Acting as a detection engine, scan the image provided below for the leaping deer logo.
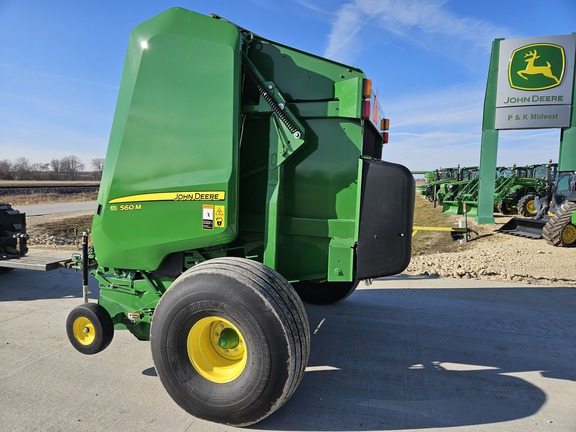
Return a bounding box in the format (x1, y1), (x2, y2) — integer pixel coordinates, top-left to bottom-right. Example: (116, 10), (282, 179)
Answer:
(517, 49), (560, 84)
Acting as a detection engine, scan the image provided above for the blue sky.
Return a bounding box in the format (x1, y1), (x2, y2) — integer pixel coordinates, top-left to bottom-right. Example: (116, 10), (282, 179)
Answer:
(1, 0), (574, 171)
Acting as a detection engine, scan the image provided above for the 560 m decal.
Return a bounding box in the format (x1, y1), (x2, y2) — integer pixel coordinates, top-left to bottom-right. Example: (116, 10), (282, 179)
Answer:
(110, 204), (142, 211)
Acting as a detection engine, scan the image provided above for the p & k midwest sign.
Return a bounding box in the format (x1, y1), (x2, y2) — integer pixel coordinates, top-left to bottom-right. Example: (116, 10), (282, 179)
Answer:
(495, 34), (575, 130)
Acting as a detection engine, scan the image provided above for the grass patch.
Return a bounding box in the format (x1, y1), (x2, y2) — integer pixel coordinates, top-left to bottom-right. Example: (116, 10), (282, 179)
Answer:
(35, 215), (93, 235)
(412, 194), (465, 255)
(4, 192), (97, 206)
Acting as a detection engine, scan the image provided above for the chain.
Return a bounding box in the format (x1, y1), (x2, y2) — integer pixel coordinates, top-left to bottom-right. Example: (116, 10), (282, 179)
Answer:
(241, 164), (269, 179)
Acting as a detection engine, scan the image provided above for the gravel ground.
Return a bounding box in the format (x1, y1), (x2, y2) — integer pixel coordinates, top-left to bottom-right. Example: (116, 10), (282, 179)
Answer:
(406, 217), (576, 286)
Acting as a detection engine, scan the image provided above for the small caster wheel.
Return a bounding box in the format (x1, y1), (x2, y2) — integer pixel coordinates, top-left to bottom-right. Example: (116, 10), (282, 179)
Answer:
(66, 303), (114, 355)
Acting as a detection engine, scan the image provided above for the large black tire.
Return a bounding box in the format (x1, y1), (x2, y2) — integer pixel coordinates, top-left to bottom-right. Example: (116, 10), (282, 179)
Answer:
(292, 280), (359, 304)
(150, 257), (310, 427)
(517, 194), (538, 217)
(0, 202), (26, 255)
(497, 200), (515, 215)
(542, 201), (576, 247)
(66, 303), (114, 355)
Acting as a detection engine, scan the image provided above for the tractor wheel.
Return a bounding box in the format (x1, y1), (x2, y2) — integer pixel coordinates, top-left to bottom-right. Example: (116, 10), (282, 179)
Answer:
(66, 303), (114, 355)
(292, 280), (359, 304)
(517, 194), (538, 217)
(0, 202), (27, 256)
(150, 257), (310, 427)
(542, 201), (576, 247)
(497, 200), (515, 215)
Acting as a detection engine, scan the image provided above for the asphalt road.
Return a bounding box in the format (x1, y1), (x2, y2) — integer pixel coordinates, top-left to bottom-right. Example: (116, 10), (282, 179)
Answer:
(1, 269), (575, 432)
(17, 201), (98, 216)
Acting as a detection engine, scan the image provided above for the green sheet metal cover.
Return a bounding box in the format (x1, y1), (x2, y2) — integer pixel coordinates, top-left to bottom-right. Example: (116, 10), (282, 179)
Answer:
(92, 8), (241, 271)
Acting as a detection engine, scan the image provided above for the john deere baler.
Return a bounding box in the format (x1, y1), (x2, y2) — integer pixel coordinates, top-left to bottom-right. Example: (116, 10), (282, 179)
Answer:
(66, 8), (414, 427)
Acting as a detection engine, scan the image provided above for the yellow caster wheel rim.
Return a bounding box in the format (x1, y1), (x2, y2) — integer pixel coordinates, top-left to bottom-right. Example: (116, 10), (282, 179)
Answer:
(72, 317), (96, 346)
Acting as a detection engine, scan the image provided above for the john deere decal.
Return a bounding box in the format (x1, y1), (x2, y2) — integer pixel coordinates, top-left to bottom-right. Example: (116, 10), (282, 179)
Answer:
(508, 43), (565, 91)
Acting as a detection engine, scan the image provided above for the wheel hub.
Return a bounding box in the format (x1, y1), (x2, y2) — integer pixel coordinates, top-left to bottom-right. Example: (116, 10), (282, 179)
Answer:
(187, 317), (247, 383)
(218, 328), (239, 350)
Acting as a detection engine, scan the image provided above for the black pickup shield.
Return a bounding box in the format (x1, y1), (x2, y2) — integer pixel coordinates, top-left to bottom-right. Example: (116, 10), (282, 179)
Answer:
(356, 158), (414, 280)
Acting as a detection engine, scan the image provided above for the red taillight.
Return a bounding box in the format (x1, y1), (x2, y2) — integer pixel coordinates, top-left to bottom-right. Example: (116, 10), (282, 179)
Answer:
(382, 132), (389, 144)
(362, 100), (371, 119)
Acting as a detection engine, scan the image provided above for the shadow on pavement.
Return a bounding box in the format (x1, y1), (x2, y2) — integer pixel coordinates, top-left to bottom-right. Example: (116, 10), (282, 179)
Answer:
(257, 283), (576, 431)
(0, 267), (99, 301)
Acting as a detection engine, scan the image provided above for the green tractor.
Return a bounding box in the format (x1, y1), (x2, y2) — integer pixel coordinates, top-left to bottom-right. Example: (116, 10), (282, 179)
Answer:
(493, 165), (549, 215)
(443, 165), (549, 217)
(64, 8), (414, 427)
(420, 167), (458, 204)
(442, 166), (510, 216)
(499, 169), (575, 244)
(440, 166), (479, 208)
(515, 164), (553, 216)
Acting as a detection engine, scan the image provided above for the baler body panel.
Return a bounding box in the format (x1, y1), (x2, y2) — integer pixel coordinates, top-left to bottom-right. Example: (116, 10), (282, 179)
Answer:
(92, 9), (240, 270)
(91, 7), (412, 282)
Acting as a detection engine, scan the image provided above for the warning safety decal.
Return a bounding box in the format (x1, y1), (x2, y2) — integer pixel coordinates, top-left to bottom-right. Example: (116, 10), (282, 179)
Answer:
(215, 205), (225, 228)
(202, 205), (226, 230)
(203, 205), (214, 230)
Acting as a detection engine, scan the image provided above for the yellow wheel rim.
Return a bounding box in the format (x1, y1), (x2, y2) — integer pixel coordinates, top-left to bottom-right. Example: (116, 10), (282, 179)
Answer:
(561, 224), (576, 246)
(72, 317), (96, 346)
(187, 317), (247, 383)
(526, 200), (536, 215)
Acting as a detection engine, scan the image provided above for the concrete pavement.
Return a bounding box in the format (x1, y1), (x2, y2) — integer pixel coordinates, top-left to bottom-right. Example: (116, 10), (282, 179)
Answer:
(1, 269), (575, 431)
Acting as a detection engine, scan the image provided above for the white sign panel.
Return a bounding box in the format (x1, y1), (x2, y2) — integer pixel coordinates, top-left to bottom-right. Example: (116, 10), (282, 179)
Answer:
(495, 34), (575, 130)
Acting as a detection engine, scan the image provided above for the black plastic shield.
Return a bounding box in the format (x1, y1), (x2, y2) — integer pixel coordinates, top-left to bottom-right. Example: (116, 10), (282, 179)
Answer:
(356, 157), (414, 280)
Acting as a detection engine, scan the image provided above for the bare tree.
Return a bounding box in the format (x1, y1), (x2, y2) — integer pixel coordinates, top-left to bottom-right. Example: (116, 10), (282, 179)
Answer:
(0, 159), (12, 180)
(59, 155), (85, 180)
(50, 158), (62, 179)
(30, 163), (50, 180)
(91, 158), (105, 180)
(12, 157), (32, 180)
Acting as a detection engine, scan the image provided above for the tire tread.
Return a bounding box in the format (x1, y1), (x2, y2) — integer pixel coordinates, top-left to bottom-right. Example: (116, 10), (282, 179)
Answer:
(543, 201), (576, 247)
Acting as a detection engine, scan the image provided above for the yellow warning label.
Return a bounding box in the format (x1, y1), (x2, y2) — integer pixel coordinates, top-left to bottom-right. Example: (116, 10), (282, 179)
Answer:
(214, 205), (225, 229)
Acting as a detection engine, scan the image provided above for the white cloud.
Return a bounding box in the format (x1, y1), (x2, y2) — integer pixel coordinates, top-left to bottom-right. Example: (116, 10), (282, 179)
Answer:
(378, 83), (562, 170)
(383, 119), (562, 171)
(324, 3), (364, 62)
(384, 85), (485, 128)
(324, 0), (514, 66)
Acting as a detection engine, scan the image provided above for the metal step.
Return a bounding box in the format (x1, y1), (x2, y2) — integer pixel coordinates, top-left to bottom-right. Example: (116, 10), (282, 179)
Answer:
(0, 252), (71, 271)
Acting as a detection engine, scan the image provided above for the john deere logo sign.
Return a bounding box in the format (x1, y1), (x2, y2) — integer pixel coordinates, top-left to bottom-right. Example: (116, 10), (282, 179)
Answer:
(494, 35), (575, 130)
(508, 43), (565, 91)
